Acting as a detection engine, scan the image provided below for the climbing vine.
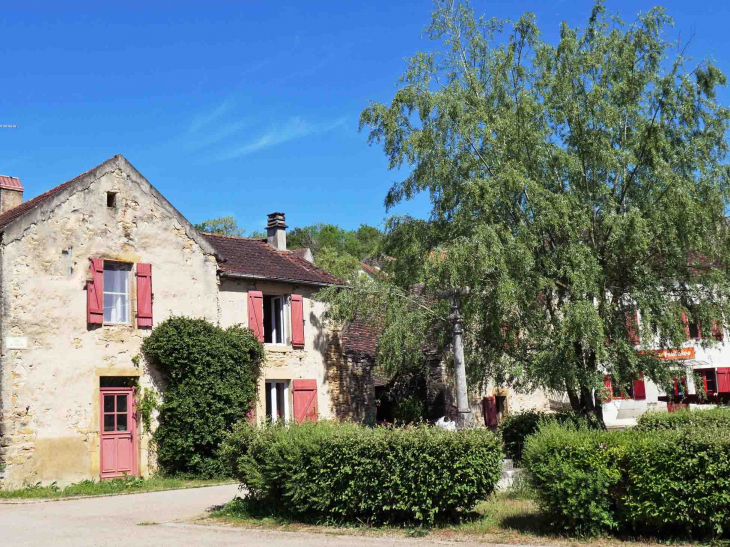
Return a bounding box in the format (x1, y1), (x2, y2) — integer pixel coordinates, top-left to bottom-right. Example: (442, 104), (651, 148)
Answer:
(141, 316), (264, 478)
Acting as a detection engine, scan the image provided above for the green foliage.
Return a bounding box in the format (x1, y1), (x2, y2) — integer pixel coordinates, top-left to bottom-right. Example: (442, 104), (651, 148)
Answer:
(287, 223), (383, 279)
(142, 316), (264, 477)
(326, 0), (730, 424)
(222, 420), (503, 524)
(523, 421), (730, 538)
(393, 395), (425, 424)
(498, 410), (587, 462)
(634, 407), (730, 432)
(194, 216), (245, 237)
(136, 388), (159, 435)
(0, 476), (227, 499)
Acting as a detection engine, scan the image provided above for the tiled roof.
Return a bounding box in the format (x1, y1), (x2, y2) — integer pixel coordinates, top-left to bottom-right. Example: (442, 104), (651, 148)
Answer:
(0, 175), (23, 191)
(360, 262), (381, 276)
(202, 233), (340, 285)
(342, 316), (378, 357)
(0, 164), (101, 230)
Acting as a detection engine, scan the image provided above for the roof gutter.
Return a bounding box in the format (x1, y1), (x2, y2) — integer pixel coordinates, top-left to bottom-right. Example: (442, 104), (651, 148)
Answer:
(218, 271), (334, 288)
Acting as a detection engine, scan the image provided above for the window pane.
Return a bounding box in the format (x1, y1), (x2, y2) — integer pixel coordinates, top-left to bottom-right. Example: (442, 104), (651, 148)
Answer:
(104, 293), (128, 323)
(265, 383), (272, 418)
(117, 395), (128, 412)
(274, 299), (283, 344)
(104, 395), (115, 413)
(104, 414), (115, 432)
(104, 268), (127, 294)
(263, 296), (273, 344)
(276, 382), (286, 419)
(117, 413), (127, 432)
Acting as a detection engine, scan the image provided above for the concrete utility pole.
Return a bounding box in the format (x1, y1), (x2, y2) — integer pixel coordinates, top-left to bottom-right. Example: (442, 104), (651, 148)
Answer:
(449, 291), (475, 428)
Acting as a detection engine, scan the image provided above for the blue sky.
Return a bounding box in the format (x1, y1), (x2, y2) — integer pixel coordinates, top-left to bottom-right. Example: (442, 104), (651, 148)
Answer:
(1, 1), (728, 234)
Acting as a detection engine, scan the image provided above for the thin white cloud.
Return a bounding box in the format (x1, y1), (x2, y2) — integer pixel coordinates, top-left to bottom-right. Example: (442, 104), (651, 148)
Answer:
(185, 119), (251, 152)
(189, 100), (232, 134)
(214, 116), (347, 161)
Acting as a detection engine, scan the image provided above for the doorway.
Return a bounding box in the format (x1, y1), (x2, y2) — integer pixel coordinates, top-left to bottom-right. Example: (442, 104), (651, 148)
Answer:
(99, 387), (138, 479)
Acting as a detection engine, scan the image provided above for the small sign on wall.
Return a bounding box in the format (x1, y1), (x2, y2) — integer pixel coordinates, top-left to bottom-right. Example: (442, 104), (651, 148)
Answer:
(6, 336), (28, 349)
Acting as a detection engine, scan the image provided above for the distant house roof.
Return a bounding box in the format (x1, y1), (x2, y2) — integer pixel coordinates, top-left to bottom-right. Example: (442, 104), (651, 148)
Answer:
(0, 175), (23, 192)
(203, 233), (340, 286)
(342, 316), (378, 358)
(360, 262), (381, 277)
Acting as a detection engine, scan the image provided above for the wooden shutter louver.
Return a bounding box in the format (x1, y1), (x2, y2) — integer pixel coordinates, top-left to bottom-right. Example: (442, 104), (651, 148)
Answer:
(291, 294), (305, 348)
(136, 263), (153, 327)
(248, 291), (264, 342)
(717, 368), (730, 393)
(633, 374), (647, 400)
(87, 258), (104, 324)
(292, 379), (318, 423)
(482, 396), (498, 428)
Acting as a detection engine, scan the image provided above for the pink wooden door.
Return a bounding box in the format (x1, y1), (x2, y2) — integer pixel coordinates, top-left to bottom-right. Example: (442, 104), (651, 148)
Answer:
(100, 387), (138, 479)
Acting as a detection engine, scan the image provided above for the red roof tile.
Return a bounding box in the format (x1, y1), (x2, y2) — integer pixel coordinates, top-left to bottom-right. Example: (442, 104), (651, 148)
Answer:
(342, 316), (378, 357)
(0, 176), (23, 192)
(203, 233), (340, 285)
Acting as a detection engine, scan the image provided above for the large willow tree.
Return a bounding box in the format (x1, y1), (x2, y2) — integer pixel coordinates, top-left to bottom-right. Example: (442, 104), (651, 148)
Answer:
(319, 0), (730, 425)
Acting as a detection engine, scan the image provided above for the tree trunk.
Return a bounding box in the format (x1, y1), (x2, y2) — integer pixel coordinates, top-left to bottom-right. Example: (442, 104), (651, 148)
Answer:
(450, 292), (474, 429)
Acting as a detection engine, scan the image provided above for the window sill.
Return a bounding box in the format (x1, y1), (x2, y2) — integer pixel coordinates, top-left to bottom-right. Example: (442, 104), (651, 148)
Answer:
(265, 345), (293, 353)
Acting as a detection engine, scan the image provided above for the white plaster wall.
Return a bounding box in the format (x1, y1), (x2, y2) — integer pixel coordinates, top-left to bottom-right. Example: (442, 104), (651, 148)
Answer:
(0, 158), (219, 488)
(218, 278), (335, 422)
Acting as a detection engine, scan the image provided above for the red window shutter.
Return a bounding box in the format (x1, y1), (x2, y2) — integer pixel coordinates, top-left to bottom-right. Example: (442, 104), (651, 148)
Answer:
(717, 368), (730, 393)
(603, 375), (613, 402)
(633, 374), (646, 400)
(482, 396), (498, 428)
(682, 312), (690, 339)
(292, 379), (318, 423)
(712, 321), (724, 341)
(87, 258), (104, 324)
(626, 309), (639, 345)
(290, 294), (305, 348)
(248, 291), (264, 342)
(136, 263), (153, 327)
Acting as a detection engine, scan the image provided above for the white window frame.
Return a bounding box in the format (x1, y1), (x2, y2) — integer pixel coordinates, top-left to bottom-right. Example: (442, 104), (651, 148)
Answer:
(103, 262), (131, 325)
(265, 380), (290, 423)
(265, 295), (287, 345)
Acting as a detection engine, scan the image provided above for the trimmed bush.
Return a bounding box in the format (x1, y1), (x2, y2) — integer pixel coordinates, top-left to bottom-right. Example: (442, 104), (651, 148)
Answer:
(142, 316), (264, 478)
(498, 410), (584, 461)
(634, 406), (730, 432)
(223, 421), (503, 524)
(523, 421), (730, 538)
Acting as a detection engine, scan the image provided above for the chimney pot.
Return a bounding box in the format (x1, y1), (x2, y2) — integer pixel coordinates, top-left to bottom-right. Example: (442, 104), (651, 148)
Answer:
(266, 212), (287, 251)
(0, 175), (24, 214)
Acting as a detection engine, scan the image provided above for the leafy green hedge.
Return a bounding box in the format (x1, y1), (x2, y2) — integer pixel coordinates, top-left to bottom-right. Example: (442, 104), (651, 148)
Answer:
(142, 316), (264, 478)
(223, 421), (503, 524)
(498, 410), (585, 461)
(523, 421), (730, 538)
(634, 407), (730, 432)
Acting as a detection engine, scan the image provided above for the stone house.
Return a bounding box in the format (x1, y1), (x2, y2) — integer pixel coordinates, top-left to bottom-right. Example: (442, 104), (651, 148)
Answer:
(0, 155), (373, 488)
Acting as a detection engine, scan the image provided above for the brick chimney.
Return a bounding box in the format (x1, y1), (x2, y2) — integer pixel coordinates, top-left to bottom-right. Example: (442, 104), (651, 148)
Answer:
(266, 212), (287, 251)
(0, 176), (23, 214)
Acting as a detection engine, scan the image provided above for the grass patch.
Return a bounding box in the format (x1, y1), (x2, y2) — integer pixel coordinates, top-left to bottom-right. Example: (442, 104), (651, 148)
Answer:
(0, 475), (233, 500)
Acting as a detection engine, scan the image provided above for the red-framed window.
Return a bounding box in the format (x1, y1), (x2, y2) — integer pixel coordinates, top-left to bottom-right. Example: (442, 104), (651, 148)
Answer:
(696, 369), (717, 395)
(672, 376), (687, 398)
(682, 312), (702, 340)
(603, 374), (646, 401)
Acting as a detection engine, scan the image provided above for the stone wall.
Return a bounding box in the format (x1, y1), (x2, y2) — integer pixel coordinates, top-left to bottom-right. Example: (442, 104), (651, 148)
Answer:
(0, 157), (219, 488)
(325, 332), (376, 423)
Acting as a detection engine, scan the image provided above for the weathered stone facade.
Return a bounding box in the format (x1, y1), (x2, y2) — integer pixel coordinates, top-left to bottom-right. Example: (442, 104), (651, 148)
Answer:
(326, 335), (376, 423)
(0, 155), (363, 488)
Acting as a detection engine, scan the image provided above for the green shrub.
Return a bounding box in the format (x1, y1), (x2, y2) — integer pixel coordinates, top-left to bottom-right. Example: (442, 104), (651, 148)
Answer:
(523, 421), (730, 538)
(223, 420), (503, 524)
(142, 316), (264, 478)
(634, 406), (730, 432)
(498, 410), (585, 461)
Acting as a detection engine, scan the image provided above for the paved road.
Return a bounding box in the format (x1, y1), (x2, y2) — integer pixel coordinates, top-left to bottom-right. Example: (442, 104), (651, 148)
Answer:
(0, 484), (517, 546)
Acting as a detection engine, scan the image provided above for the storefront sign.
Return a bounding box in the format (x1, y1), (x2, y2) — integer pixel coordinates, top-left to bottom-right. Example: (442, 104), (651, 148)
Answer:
(639, 348), (695, 360)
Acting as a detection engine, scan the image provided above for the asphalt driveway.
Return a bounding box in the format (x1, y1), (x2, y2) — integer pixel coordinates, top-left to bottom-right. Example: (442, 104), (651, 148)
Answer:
(0, 484), (518, 546)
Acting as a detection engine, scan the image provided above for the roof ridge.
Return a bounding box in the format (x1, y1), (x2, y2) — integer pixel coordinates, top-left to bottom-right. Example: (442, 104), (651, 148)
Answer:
(0, 155), (121, 230)
(199, 232), (266, 241)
